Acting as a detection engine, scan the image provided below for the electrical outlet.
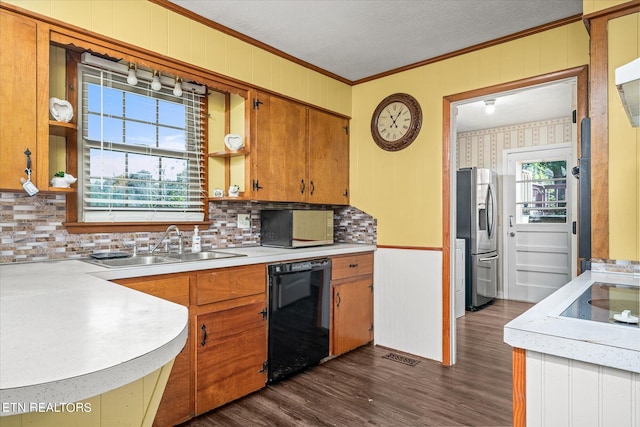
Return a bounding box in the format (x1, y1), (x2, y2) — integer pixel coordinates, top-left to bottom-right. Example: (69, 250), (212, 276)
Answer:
(237, 213), (251, 229)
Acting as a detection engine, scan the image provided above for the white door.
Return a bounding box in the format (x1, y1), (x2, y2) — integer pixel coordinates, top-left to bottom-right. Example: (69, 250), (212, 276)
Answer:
(504, 147), (575, 303)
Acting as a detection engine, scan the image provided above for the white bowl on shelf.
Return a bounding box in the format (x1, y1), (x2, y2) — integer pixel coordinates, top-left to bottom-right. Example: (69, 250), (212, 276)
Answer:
(224, 134), (244, 151)
(49, 97), (74, 123)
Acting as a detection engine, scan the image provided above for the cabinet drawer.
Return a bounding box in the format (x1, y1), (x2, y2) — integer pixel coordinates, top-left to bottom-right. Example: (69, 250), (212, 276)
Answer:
(196, 264), (266, 305)
(331, 252), (374, 280)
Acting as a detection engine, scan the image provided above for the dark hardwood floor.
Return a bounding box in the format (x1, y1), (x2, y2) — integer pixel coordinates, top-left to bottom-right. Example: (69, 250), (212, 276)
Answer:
(179, 299), (533, 427)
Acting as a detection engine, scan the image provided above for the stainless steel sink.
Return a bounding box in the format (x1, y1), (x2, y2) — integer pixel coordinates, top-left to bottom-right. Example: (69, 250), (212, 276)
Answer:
(166, 251), (246, 261)
(87, 255), (180, 267)
(85, 251), (245, 268)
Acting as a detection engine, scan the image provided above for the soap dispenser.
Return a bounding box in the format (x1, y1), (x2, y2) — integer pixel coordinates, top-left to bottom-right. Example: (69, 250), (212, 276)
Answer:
(192, 225), (201, 253)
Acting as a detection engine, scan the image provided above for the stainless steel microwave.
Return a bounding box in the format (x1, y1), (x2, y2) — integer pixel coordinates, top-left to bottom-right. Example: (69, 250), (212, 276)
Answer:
(260, 209), (334, 248)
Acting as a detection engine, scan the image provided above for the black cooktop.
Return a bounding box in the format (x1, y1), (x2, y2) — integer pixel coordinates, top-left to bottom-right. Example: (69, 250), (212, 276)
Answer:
(560, 282), (639, 327)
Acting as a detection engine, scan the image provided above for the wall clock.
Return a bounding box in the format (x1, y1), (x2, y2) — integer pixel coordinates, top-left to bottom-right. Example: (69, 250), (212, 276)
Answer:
(370, 93), (422, 151)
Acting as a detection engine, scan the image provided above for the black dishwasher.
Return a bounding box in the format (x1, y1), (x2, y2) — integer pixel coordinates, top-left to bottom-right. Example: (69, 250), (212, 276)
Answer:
(267, 258), (331, 383)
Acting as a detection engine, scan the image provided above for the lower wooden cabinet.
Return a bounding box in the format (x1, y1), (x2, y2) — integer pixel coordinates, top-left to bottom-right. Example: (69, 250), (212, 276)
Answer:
(194, 262), (268, 415)
(113, 275), (193, 427)
(111, 253), (374, 424)
(331, 252), (374, 356)
(195, 300), (267, 414)
(333, 277), (374, 355)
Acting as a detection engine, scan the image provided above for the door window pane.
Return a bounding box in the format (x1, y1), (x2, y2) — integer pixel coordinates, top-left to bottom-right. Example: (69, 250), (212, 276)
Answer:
(516, 160), (567, 224)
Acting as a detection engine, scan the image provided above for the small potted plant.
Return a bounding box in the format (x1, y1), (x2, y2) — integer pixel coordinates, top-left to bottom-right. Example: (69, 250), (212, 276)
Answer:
(50, 171), (77, 188)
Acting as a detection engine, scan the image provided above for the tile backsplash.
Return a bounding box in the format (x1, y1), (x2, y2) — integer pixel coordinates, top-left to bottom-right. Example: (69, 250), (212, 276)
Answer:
(0, 192), (376, 263)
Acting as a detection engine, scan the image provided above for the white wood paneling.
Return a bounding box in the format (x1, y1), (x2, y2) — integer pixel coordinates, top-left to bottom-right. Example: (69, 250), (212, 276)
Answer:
(526, 351), (640, 427)
(373, 248), (442, 361)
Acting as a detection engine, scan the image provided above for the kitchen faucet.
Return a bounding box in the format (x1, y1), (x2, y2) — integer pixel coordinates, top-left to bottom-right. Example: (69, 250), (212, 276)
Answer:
(151, 225), (183, 254)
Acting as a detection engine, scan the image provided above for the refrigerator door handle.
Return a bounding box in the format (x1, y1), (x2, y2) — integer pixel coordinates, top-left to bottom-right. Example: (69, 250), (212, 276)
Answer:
(486, 185), (495, 239)
(479, 254), (499, 262)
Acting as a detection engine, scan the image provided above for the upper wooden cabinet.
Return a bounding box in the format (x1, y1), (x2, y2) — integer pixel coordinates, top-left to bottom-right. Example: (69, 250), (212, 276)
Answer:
(308, 108), (350, 205)
(0, 10), (49, 192)
(251, 93), (350, 204)
(0, 10), (77, 194)
(252, 93), (309, 202)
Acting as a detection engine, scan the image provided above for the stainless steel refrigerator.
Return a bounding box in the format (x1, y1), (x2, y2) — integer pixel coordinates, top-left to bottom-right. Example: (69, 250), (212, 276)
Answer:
(456, 167), (498, 310)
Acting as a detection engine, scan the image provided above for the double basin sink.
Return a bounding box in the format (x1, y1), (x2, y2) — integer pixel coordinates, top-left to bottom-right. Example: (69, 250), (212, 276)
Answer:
(86, 250), (245, 268)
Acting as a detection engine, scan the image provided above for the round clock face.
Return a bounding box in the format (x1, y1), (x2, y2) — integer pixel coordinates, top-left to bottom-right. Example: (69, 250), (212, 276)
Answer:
(371, 93), (422, 151)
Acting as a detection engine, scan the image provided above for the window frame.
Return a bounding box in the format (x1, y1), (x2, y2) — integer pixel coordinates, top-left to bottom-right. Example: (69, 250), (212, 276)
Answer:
(77, 61), (206, 224)
(57, 44), (252, 234)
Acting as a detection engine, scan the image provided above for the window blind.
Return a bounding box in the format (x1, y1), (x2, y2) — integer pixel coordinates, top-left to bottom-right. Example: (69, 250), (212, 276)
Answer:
(78, 63), (206, 222)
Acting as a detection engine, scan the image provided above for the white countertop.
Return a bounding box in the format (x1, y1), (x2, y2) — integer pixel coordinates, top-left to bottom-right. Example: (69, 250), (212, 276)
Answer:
(504, 270), (640, 373)
(0, 260), (188, 416)
(0, 243), (375, 415)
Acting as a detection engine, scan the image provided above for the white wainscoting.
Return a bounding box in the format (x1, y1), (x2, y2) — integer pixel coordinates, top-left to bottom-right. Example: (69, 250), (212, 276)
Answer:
(526, 351), (640, 427)
(373, 248), (442, 361)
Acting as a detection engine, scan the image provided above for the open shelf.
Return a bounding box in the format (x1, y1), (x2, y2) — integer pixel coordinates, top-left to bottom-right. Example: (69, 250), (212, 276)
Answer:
(49, 120), (77, 137)
(208, 150), (247, 158)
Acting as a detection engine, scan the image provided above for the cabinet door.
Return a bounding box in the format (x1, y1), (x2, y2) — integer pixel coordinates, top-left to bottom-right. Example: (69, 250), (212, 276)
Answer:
(253, 93), (308, 202)
(308, 108), (350, 205)
(333, 277), (373, 355)
(114, 276), (193, 427)
(196, 301), (267, 414)
(0, 11), (40, 191)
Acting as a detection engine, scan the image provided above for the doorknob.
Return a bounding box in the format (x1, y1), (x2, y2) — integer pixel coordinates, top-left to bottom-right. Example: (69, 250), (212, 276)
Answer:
(510, 231), (516, 237)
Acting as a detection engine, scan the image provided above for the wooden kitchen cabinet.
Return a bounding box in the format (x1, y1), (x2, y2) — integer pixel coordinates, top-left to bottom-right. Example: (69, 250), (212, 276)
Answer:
(195, 300), (267, 414)
(331, 252), (374, 356)
(113, 275), (193, 427)
(251, 92), (350, 204)
(194, 263), (268, 415)
(252, 93), (308, 202)
(0, 10), (50, 192)
(195, 263), (266, 305)
(308, 108), (350, 204)
(0, 10), (77, 194)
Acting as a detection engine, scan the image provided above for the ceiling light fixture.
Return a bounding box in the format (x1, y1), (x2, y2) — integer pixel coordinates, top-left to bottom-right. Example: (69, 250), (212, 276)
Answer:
(80, 54), (207, 95)
(126, 63), (138, 86)
(484, 99), (496, 114)
(173, 77), (183, 97)
(151, 71), (162, 91)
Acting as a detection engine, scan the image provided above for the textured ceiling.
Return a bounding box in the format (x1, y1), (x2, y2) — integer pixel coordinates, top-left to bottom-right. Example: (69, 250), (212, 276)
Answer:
(168, 0), (582, 82)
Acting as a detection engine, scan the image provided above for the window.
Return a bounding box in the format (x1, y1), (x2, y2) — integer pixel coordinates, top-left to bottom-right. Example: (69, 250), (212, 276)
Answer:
(78, 61), (206, 222)
(515, 160), (567, 224)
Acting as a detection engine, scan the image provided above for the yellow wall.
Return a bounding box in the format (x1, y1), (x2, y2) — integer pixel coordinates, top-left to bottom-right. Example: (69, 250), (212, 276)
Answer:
(608, 12), (640, 260)
(3, 0), (351, 117)
(583, 0), (629, 15)
(351, 22), (589, 246)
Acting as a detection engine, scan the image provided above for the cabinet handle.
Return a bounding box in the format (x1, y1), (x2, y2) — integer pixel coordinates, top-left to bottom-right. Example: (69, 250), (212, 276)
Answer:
(24, 148), (33, 172)
(343, 189), (349, 198)
(300, 179), (305, 194)
(310, 181), (315, 195)
(349, 263), (359, 268)
(336, 292), (341, 308)
(200, 324), (207, 347)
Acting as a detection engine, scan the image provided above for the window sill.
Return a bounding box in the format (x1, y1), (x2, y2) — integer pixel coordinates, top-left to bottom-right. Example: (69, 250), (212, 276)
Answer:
(63, 221), (212, 234)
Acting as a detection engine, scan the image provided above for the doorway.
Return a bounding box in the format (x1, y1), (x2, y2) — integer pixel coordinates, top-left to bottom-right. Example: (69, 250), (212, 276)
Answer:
(441, 65), (588, 366)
